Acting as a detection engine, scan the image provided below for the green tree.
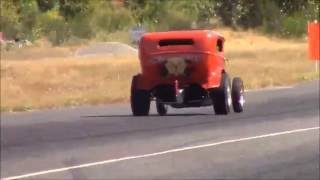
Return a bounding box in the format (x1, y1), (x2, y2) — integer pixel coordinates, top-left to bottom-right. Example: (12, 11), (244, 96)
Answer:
(306, 0), (320, 21)
(276, 0), (308, 16)
(58, 0), (90, 20)
(90, 1), (134, 33)
(0, 0), (21, 39)
(260, 0), (282, 34)
(38, 8), (69, 45)
(36, 0), (57, 12)
(235, 0), (263, 29)
(19, 0), (40, 40)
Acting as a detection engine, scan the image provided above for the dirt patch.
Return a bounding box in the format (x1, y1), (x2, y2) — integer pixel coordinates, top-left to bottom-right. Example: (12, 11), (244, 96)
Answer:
(75, 42), (138, 58)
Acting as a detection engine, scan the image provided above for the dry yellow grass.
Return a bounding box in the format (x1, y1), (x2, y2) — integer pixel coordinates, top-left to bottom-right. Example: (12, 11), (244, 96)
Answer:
(1, 29), (319, 111)
(1, 57), (139, 111)
(222, 28), (318, 88)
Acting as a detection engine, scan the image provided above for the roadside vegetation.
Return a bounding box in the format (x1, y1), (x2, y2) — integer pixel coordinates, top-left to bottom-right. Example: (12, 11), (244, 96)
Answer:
(1, 29), (318, 112)
(1, 0), (319, 45)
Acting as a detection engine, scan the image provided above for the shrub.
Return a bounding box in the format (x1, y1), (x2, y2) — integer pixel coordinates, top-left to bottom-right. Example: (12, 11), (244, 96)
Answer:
(160, 10), (193, 31)
(69, 14), (93, 39)
(139, 1), (198, 31)
(261, 1), (282, 34)
(0, 1), (21, 39)
(280, 14), (307, 37)
(90, 2), (134, 34)
(19, 1), (40, 41)
(38, 9), (69, 45)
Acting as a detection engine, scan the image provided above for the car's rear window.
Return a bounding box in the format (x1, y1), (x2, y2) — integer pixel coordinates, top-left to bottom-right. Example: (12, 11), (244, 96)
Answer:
(159, 39), (194, 46)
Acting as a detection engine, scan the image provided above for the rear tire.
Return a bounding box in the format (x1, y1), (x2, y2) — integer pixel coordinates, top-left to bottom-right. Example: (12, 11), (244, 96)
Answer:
(232, 77), (245, 113)
(210, 73), (231, 115)
(156, 100), (168, 116)
(131, 76), (150, 116)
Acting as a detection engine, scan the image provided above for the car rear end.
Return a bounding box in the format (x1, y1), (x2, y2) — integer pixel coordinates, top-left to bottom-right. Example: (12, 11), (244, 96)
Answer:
(137, 30), (224, 91)
(131, 30), (245, 116)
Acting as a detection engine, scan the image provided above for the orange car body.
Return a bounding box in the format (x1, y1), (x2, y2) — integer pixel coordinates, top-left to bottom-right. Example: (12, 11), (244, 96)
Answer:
(136, 30), (226, 91)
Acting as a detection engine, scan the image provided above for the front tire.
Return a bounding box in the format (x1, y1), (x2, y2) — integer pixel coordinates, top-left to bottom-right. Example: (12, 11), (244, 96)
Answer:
(232, 77), (245, 113)
(210, 73), (231, 115)
(131, 76), (151, 116)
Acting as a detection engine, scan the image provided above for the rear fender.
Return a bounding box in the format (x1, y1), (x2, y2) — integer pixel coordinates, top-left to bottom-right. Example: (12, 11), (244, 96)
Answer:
(134, 74), (154, 91)
(202, 69), (224, 89)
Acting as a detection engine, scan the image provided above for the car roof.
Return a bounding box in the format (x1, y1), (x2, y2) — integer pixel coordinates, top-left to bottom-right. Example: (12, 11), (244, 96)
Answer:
(142, 30), (225, 41)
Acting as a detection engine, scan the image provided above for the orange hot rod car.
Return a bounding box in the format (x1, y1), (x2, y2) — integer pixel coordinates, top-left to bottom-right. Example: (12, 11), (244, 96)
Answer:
(131, 30), (245, 116)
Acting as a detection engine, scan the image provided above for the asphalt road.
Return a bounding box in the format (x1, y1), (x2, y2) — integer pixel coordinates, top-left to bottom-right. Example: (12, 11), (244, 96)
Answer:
(1, 80), (319, 179)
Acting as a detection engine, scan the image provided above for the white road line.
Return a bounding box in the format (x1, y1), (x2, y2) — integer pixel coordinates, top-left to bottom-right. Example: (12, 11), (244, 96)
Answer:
(3, 126), (319, 180)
